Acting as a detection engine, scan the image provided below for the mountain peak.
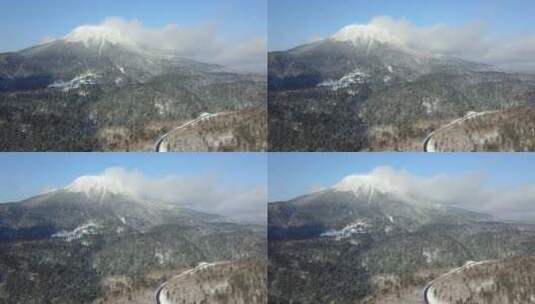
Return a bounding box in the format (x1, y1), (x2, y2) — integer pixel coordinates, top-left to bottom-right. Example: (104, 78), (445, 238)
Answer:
(331, 168), (444, 208)
(64, 174), (134, 197)
(333, 173), (397, 196)
(331, 24), (403, 47)
(64, 25), (135, 48)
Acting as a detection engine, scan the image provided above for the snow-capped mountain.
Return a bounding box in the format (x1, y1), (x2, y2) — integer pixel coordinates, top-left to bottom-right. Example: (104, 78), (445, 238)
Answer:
(269, 27), (489, 90)
(269, 183), (535, 304)
(268, 175), (535, 303)
(0, 174), (227, 242)
(0, 20), (258, 91)
(331, 23), (405, 48)
(0, 23), (266, 151)
(64, 174), (136, 198)
(268, 177), (491, 240)
(333, 173), (399, 197)
(0, 174), (266, 303)
(268, 21), (535, 152)
(64, 24), (137, 49)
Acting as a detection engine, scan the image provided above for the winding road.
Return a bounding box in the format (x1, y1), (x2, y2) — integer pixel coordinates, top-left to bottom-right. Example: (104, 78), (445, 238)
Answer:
(423, 260), (493, 304)
(154, 261), (230, 304)
(423, 111), (498, 152)
(154, 112), (222, 152)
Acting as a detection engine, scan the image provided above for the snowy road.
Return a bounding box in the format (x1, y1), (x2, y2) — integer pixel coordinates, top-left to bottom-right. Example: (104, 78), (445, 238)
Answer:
(154, 112), (224, 152)
(423, 260), (493, 304)
(423, 111), (498, 152)
(154, 261), (230, 304)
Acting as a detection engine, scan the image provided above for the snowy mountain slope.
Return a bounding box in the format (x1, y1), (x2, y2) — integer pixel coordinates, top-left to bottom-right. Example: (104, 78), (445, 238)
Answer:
(268, 177), (491, 240)
(0, 172), (266, 303)
(269, 178), (535, 304)
(268, 21), (535, 151)
(0, 173), (228, 242)
(0, 24), (266, 151)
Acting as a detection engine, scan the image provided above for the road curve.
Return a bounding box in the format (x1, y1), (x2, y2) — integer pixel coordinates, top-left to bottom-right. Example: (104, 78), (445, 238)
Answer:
(423, 111), (498, 152)
(155, 112), (233, 152)
(155, 282), (165, 304)
(423, 260), (493, 304)
(154, 261), (230, 304)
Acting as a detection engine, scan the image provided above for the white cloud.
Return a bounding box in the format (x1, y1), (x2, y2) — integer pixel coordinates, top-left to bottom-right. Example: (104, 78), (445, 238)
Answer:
(38, 36), (56, 45)
(214, 37), (267, 73)
(66, 167), (266, 224)
(308, 184), (327, 193)
(39, 185), (58, 194)
(333, 166), (535, 222)
(329, 16), (535, 71)
(306, 33), (324, 44)
(61, 17), (266, 73)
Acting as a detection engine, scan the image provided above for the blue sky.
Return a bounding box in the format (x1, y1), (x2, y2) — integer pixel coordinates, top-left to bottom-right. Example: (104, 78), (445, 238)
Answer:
(3, 152), (535, 221)
(268, 153), (535, 202)
(268, 0), (535, 51)
(0, 0), (266, 52)
(0, 153), (266, 203)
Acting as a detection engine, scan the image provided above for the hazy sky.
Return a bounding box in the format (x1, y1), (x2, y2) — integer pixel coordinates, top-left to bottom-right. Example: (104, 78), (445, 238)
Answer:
(0, 153), (267, 223)
(268, 0), (535, 70)
(0, 0), (266, 71)
(268, 153), (535, 221)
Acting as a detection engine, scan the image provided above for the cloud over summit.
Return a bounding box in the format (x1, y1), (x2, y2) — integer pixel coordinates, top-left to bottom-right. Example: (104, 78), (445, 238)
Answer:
(63, 167), (266, 224)
(61, 17), (266, 72)
(334, 166), (535, 222)
(330, 16), (535, 71)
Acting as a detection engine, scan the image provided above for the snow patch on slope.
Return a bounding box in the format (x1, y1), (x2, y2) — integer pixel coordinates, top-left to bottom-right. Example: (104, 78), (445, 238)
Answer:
(423, 248), (440, 264)
(52, 222), (100, 241)
(321, 220), (370, 240)
(48, 72), (98, 91)
(317, 69), (369, 93)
